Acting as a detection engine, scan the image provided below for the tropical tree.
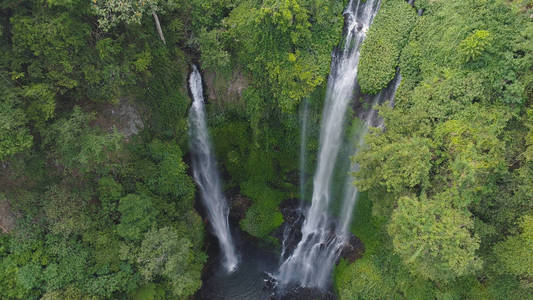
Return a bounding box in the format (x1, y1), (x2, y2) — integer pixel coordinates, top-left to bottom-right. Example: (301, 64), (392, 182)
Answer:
(92, 0), (180, 44)
(137, 227), (205, 298)
(388, 196), (482, 282)
(117, 194), (158, 241)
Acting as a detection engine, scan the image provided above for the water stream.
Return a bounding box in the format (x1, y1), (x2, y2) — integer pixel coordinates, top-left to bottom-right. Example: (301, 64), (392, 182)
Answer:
(299, 99), (310, 205)
(188, 65), (239, 272)
(191, 0), (406, 293)
(276, 0), (382, 289)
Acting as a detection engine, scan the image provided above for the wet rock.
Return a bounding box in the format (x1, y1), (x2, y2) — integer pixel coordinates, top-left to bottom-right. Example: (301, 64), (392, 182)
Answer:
(276, 198), (365, 265)
(263, 273), (277, 290)
(228, 193), (252, 222)
(263, 269), (337, 300)
(339, 234), (365, 263)
(280, 201), (305, 230)
(276, 198), (305, 260)
(270, 285), (337, 300)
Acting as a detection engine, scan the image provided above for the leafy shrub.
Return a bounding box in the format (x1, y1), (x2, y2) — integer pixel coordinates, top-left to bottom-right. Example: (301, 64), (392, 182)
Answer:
(358, 0), (416, 94)
(459, 30), (492, 63)
(388, 196), (482, 282)
(239, 180), (284, 239)
(117, 194), (158, 241)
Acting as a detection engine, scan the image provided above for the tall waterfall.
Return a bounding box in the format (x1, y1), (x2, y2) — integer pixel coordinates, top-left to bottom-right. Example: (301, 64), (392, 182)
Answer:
(188, 65), (239, 272)
(276, 0), (382, 288)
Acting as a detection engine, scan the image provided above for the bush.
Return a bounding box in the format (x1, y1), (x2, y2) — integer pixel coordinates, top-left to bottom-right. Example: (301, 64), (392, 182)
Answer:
(459, 30), (492, 63)
(117, 194), (158, 241)
(358, 0), (416, 94)
(239, 180), (284, 239)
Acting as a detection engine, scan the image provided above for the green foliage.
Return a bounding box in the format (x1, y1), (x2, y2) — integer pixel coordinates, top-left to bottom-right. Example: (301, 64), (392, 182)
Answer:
(92, 0), (179, 31)
(97, 176), (124, 220)
(493, 215), (533, 285)
(132, 50), (153, 72)
(0, 237), (26, 299)
(220, 0), (344, 111)
(137, 226), (206, 298)
(117, 194), (158, 241)
(239, 181), (285, 239)
(130, 283), (165, 300)
(146, 139), (194, 203)
(22, 83), (56, 126)
(197, 28), (231, 71)
(335, 258), (386, 299)
(44, 185), (91, 237)
(44, 106), (124, 175)
(40, 286), (98, 300)
(358, 0), (416, 94)
(240, 203), (284, 240)
(356, 136), (432, 194)
(42, 237), (91, 291)
(398, 0), (529, 104)
(212, 120), (251, 187)
(388, 196), (482, 282)
(11, 12), (90, 93)
(353, 0), (533, 296)
(459, 30), (493, 63)
(142, 47), (190, 138)
(0, 84), (32, 161)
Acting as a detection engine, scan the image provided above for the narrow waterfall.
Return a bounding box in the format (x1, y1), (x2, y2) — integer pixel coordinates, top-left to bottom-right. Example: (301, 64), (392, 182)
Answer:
(188, 65), (239, 272)
(280, 99), (310, 263)
(276, 0), (382, 288)
(299, 99), (310, 203)
(338, 73), (402, 237)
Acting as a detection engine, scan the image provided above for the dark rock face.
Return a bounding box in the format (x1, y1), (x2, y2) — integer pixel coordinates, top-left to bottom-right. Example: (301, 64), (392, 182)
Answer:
(340, 234), (365, 263)
(276, 198), (305, 260)
(263, 273), (337, 300)
(266, 198), (365, 299)
(228, 193), (252, 222)
(276, 198), (365, 264)
(279, 198), (302, 219)
(273, 286), (337, 300)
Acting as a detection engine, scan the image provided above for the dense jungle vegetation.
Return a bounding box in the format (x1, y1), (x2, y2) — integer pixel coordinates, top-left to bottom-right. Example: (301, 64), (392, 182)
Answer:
(0, 0), (531, 299)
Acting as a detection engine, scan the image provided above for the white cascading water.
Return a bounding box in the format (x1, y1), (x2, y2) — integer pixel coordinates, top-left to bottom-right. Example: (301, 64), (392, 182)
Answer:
(276, 0), (382, 288)
(188, 65), (239, 272)
(338, 73), (402, 238)
(280, 98), (310, 263)
(299, 99), (310, 203)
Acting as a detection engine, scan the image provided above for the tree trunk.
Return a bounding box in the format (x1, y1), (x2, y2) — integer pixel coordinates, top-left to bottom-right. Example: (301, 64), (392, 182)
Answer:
(152, 11), (166, 45)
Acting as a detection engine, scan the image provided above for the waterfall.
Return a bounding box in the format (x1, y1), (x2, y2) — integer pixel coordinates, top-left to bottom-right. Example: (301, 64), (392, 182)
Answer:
(276, 0), (382, 288)
(188, 65), (239, 272)
(299, 99), (310, 203)
(338, 73), (401, 237)
(280, 99), (311, 263)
